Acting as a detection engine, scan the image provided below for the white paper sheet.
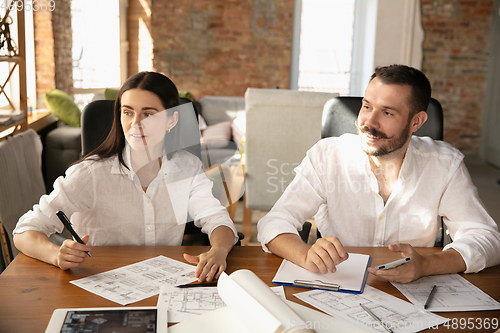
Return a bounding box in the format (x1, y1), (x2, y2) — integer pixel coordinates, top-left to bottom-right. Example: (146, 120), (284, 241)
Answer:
(295, 285), (449, 333)
(70, 255), (197, 305)
(170, 300), (372, 333)
(391, 273), (500, 312)
(157, 285), (286, 323)
(273, 253), (370, 292)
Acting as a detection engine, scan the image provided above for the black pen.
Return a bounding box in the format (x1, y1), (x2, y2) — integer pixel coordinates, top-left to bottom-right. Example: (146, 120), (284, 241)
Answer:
(56, 211), (91, 257)
(424, 285), (437, 309)
(176, 282), (218, 288)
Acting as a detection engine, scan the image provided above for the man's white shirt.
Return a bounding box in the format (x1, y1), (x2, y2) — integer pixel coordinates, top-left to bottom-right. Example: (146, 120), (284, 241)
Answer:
(257, 134), (500, 273)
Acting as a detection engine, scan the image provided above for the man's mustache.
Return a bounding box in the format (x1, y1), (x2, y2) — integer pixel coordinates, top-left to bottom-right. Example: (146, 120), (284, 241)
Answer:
(356, 124), (391, 140)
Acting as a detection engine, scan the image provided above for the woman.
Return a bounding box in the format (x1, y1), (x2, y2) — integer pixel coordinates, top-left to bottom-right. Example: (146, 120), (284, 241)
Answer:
(13, 72), (238, 282)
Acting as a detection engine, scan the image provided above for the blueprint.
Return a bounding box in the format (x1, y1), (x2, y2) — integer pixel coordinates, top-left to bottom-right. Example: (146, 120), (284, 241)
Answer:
(391, 273), (500, 312)
(70, 255), (197, 305)
(295, 285), (448, 333)
(158, 285), (286, 323)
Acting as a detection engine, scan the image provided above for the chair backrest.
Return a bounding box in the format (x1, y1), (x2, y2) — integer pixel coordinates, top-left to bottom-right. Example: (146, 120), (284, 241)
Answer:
(321, 96), (444, 140)
(0, 129), (46, 266)
(245, 88), (339, 211)
(81, 100), (115, 156)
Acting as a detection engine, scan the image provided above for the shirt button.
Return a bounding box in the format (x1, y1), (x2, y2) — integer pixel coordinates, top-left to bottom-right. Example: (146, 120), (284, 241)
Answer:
(378, 216), (383, 221)
(148, 226), (153, 230)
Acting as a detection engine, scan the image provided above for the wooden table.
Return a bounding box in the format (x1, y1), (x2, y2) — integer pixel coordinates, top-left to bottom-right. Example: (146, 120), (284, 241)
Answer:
(0, 246), (499, 332)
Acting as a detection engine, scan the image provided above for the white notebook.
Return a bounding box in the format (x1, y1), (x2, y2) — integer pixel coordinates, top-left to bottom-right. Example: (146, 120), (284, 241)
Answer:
(272, 253), (371, 294)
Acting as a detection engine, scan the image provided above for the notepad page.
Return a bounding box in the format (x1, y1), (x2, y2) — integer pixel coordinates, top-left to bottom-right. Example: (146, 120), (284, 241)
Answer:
(273, 253), (370, 292)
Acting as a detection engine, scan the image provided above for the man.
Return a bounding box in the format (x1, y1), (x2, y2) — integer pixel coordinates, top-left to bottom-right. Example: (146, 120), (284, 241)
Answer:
(257, 64), (500, 283)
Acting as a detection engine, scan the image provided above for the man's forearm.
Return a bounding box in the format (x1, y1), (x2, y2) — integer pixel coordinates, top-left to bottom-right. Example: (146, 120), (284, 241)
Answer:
(421, 248), (466, 276)
(266, 233), (311, 267)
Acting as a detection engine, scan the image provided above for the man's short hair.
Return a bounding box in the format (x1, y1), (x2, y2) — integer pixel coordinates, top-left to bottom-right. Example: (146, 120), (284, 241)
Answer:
(370, 64), (431, 118)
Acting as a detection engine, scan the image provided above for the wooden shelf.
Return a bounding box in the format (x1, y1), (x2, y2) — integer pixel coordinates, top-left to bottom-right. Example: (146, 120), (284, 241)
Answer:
(28, 111), (58, 132)
(0, 111), (58, 139)
(0, 56), (23, 62)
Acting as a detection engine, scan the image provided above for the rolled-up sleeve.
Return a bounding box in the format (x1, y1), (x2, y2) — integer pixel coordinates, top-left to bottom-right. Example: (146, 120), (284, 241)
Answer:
(13, 162), (95, 238)
(257, 144), (327, 253)
(440, 162), (500, 273)
(188, 167), (238, 245)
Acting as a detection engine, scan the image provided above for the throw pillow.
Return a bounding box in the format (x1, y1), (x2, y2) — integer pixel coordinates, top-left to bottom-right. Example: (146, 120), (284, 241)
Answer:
(104, 88), (119, 100)
(44, 89), (81, 127)
(201, 121), (232, 148)
(179, 91), (193, 101)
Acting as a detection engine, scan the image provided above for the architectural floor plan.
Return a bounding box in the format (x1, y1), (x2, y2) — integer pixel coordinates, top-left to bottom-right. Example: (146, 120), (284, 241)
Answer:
(295, 285), (448, 333)
(158, 285), (286, 323)
(71, 256), (197, 305)
(391, 273), (500, 312)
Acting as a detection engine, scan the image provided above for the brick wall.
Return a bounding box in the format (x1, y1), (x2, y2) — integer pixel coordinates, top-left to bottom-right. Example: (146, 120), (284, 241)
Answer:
(128, 0), (294, 98)
(127, 0), (153, 75)
(33, 0), (73, 107)
(33, 10), (55, 107)
(127, 0), (494, 154)
(51, 0), (73, 96)
(421, 0), (494, 154)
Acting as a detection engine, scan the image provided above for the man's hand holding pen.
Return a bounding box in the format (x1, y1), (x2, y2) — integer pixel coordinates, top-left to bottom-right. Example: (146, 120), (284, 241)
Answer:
(367, 243), (424, 283)
(56, 235), (92, 270)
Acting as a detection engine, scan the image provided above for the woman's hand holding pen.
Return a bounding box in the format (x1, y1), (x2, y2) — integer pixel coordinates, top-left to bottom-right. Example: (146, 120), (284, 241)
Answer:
(56, 235), (92, 270)
(183, 246), (229, 282)
(303, 236), (349, 274)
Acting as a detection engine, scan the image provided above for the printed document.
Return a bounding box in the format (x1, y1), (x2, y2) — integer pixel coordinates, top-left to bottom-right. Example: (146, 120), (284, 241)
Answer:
(391, 273), (500, 312)
(70, 255), (197, 305)
(295, 285), (448, 333)
(158, 285), (286, 323)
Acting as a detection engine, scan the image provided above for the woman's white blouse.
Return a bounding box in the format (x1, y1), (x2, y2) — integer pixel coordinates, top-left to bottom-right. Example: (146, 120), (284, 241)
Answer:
(14, 149), (238, 246)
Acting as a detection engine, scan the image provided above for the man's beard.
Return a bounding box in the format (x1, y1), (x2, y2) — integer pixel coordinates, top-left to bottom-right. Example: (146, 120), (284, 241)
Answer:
(357, 120), (411, 157)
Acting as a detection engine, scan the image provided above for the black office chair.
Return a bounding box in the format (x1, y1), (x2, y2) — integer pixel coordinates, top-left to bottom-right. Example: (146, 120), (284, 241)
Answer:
(81, 100), (115, 156)
(302, 97), (448, 246)
(80, 99), (243, 246)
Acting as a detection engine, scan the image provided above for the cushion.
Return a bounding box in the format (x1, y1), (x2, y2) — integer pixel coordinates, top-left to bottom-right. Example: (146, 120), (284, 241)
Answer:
(231, 114), (246, 148)
(104, 88), (119, 100)
(201, 121), (232, 148)
(179, 91), (193, 101)
(44, 89), (81, 127)
(198, 114), (208, 131)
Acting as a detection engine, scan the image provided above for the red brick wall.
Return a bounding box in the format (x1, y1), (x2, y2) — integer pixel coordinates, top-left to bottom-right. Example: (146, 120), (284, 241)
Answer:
(126, 0), (494, 154)
(127, 0), (294, 99)
(33, 0), (73, 107)
(127, 0), (152, 76)
(34, 10), (55, 107)
(51, 0), (73, 96)
(421, 0), (494, 154)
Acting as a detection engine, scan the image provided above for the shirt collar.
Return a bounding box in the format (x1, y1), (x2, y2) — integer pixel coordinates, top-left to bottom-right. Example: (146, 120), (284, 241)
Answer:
(399, 136), (415, 181)
(110, 143), (182, 176)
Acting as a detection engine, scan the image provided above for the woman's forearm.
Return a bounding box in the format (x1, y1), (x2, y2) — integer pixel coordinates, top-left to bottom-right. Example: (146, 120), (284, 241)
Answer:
(13, 230), (59, 266)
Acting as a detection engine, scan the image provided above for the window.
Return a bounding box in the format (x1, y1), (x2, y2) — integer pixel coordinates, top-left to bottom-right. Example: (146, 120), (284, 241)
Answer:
(297, 0), (356, 95)
(71, 0), (126, 108)
(291, 0), (378, 96)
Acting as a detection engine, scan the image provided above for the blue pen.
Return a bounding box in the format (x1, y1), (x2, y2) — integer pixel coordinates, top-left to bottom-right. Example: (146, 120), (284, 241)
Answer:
(56, 211), (91, 257)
